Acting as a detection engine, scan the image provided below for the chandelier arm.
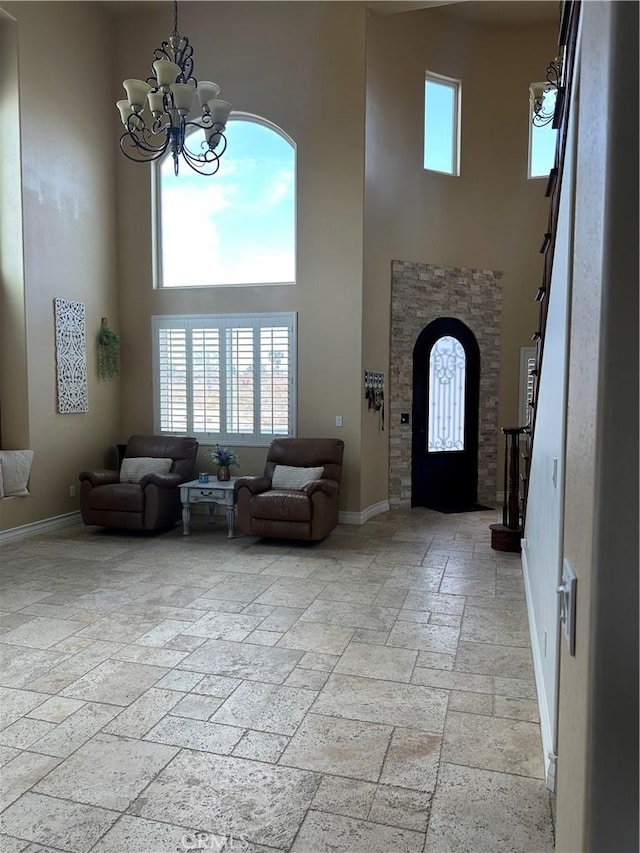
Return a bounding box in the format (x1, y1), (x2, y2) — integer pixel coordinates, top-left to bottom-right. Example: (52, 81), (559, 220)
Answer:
(153, 42), (174, 64)
(180, 137), (223, 175)
(546, 55), (563, 89)
(122, 116), (174, 156)
(181, 150), (222, 176)
(212, 133), (228, 158)
(184, 121), (229, 158)
(121, 118), (173, 157)
(181, 143), (218, 166)
(119, 133), (170, 163)
(180, 52), (194, 83)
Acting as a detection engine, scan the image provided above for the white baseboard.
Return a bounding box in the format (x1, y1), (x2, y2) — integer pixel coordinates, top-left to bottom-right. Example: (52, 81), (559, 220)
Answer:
(0, 510), (83, 545)
(521, 541), (557, 791)
(339, 500), (390, 526)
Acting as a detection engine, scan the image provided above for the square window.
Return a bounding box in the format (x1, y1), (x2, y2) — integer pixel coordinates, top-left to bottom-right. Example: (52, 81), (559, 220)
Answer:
(529, 84), (558, 178)
(424, 73), (460, 176)
(153, 313), (296, 446)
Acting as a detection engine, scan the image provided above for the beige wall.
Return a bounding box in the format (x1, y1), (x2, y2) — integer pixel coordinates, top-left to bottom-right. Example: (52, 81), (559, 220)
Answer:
(0, 1), (119, 530)
(556, 2), (639, 849)
(114, 1), (366, 512)
(0, 1), (559, 527)
(0, 10), (29, 451)
(362, 8), (557, 508)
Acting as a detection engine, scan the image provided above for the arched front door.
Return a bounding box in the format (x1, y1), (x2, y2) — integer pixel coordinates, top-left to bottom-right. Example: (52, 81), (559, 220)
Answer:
(412, 318), (480, 509)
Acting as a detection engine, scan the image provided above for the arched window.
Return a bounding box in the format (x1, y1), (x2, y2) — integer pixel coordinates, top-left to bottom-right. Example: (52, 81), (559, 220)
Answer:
(428, 335), (466, 451)
(154, 113), (296, 287)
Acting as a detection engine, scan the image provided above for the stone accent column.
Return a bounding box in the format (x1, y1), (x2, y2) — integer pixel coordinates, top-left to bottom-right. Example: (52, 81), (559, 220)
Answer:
(390, 260), (503, 507)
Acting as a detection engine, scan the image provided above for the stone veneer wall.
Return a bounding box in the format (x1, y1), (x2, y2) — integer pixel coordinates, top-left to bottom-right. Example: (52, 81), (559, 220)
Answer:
(390, 260), (503, 507)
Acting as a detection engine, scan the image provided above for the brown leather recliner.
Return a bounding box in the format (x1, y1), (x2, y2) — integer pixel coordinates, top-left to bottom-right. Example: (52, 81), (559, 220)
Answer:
(79, 435), (198, 531)
(235, 438), (344, 541)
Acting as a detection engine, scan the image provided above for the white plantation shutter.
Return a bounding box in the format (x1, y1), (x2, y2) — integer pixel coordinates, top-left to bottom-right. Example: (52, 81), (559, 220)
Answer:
(153, 314), (296, 444)
(226, 327), (254, 434)
(192, 328), (220, 433)
(158, 328), (188, 432)
(260, 326), (290, 436)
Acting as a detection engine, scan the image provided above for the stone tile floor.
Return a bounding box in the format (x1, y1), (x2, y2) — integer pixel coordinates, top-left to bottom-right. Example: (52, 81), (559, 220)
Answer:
(0, 508), (554, 852)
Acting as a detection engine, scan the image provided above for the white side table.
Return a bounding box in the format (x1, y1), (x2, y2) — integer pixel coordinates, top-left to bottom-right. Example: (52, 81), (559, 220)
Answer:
(179, 478), (238, 538)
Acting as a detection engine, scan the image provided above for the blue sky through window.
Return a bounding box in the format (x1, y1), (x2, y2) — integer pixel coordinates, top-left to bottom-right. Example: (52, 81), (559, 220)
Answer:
(160, 118), (295, 286)
(530, 88), (558, 178)
(424, 78), (457, 174)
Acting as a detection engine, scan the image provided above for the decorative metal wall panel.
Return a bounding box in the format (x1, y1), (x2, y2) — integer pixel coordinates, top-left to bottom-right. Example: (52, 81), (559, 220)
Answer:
(54, 298), (89, 413)
(428, 335), (466, 452)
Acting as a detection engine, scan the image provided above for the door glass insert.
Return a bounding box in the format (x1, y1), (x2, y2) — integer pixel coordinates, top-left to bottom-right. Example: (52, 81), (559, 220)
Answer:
(428, 335), (466, 452)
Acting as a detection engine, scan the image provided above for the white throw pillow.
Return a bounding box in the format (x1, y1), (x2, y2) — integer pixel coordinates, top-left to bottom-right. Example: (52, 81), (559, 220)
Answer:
(271, 464), (324, 490)
(0, 449), (34, 497)
(120, 456), (173, 484)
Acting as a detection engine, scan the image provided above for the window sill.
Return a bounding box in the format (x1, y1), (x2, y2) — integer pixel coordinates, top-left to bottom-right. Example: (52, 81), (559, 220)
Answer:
(156, 281), (296, 291)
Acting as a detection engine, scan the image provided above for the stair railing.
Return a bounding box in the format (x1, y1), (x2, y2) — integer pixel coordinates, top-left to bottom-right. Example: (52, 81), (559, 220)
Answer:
(491, 0), (581, 553)
(490, 426), (529, 552)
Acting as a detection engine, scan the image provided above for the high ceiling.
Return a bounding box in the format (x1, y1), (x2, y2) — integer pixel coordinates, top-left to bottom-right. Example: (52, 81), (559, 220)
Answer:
(369, 1), (560, 24)
(101, 1), (560, 25)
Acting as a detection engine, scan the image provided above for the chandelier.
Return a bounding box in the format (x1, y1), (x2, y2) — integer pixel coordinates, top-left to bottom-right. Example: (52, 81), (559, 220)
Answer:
(116, 0), (232, 176)
(531, 55), (563, 128)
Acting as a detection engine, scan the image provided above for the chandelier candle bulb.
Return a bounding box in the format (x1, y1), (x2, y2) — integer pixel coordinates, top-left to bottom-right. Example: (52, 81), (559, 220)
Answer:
(123, 79), (153, 110)
(153, 59), (182, 86)
(147, 90), (165, 115)
(208, 99), (232, 125)
(170, 82), (196, 113)
(207, 130), (223, 150)
(116, 99), (133, 125)
(197, 81), (221, 106)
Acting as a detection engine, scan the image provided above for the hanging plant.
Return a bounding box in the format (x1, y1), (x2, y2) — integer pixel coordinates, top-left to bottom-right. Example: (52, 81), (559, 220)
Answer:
(98, 318), (120, 380)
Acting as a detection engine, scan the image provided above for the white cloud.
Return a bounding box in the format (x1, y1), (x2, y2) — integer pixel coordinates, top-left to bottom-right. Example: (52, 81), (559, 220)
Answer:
(161, 180), (238, 287)
(159, 150), (294, 287)
(264, 168), (294, 208)
(213, 247), (295, 285)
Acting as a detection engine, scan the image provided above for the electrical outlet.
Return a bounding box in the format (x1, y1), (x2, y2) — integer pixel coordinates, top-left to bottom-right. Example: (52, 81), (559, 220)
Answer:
(69, 485), (76, 498)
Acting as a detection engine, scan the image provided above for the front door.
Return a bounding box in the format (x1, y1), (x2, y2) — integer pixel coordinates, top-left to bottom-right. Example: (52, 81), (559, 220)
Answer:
(412, 318), (480, 509)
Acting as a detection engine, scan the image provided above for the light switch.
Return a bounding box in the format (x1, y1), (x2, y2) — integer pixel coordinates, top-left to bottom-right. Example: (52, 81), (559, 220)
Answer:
(558, 559), (577, 655)
(335, 415), (343, 427)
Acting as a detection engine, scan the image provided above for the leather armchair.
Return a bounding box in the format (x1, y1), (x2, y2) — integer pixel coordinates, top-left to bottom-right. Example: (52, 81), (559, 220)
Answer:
(79, 435), (198, 531)
(235, 438), (344, 541)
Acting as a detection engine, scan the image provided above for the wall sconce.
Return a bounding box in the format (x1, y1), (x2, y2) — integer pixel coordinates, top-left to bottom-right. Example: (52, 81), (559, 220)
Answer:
(531, 54), (563, 127)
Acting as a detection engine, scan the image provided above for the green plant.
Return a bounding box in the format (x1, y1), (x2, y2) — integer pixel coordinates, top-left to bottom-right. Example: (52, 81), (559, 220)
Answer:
(206, 444), (239, 468)
(98, 320), (120, 380)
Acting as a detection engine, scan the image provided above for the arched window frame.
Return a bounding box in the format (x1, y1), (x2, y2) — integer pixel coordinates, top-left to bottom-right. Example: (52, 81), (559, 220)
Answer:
(151, 111), (297, 289)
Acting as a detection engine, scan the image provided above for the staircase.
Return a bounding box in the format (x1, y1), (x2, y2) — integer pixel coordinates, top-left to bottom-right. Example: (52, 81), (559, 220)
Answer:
(491, 0), (582, 553)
